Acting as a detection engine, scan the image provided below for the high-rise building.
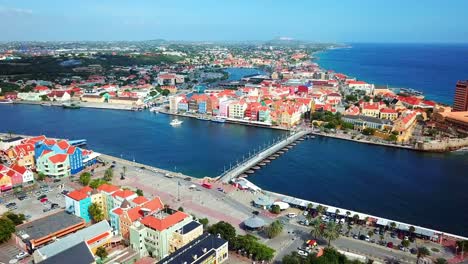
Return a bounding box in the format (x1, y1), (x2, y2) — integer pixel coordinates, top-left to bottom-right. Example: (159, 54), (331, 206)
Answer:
(453, 80), (468, 112)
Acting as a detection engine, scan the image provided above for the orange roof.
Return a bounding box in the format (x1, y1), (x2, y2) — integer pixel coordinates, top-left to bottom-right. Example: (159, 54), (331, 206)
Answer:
(126, 206), (143, 222)
(80, 186), (93, 194)
(23, 135), (46, 144)
(112, 208), (124, 215)
(97, 184), (120, 194)
(10, 164), (27, 174)
(66, 146), (77, 154)
(140, 211), (188, 231)
(112, 189), (135, 199)
(132, 196), (149, 205)
(44, 139), (56, 146)
(68, 190), (89, 201)
(141, 197), (163, 211)
(48, 153), (68, 164)
(86, 231), (110, 245)
(380, 108), (397, 114)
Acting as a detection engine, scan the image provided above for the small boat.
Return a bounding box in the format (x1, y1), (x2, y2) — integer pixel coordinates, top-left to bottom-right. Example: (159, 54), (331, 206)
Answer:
(263, 160), (271, 163)
(268, 156), (276, 160)
(41, 102), (52, 106)
(0, 99), (13, 104)
(170, 119), (183, 126)
(62, 103), (80, 109)
(212, 116), (226, 123)
(252, 166), (261, 170)
(197, 116), (210, 121)
(246, 170), (255, 174)
(259, 163), (267, 166)
(149, 107), (159, 113)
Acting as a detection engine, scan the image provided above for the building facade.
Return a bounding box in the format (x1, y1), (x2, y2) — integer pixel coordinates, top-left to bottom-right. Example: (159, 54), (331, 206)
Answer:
(453, 80), (468, 112)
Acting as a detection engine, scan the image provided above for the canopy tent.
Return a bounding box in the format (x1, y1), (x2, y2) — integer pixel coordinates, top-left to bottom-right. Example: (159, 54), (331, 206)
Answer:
(243, 216), (266, 229)
(253, 196), (274, 207)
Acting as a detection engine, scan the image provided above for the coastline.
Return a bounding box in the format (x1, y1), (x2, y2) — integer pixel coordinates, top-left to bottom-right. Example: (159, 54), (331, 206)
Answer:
(13, 100), (135, 111)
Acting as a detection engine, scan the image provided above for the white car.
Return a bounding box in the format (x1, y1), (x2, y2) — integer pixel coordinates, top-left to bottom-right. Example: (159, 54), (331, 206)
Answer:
(303, 211), (308, 216)
(15, 252), (28, 260)
(297, 250), (308, 257)
(287, 213), (297, 218)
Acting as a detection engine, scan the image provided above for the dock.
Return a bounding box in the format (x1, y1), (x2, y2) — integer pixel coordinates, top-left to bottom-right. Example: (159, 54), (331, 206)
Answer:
(217, 130), (310, 183)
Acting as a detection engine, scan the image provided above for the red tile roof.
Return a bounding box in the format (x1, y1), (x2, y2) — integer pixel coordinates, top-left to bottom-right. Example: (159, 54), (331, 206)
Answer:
(126, 206), (143, 222)
(97, 184), (120, 194)
(112, 208), (124, 215)
(68, 190), (88, 201)
(56, 140), (70, 150)
(43, 139), (56, 146)
(380, 108), (397, 114)
(48, 153), (68, 164)
(80, 186), (93, 194)
(112, 189), (135, 199)
(66, 146), (77, 154)
(86, 231), (110, 245)
(141, 197), (163, 212)
(140, 211), (188, 231)
(132, 196), (149, 205)
(10, 164), (27, 175)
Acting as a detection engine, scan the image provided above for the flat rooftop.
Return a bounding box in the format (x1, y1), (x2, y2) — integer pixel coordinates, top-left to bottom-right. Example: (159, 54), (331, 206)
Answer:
(159, 233), (227, 264)
(40, 241), (95, 264)
(179, 221), (201, 234)
(16, 211), (84, 242)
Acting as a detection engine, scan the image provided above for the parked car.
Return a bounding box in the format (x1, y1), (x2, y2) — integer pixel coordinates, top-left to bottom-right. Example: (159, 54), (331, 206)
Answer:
(297, 250), (308, 257)
(303, 211), (308, 216)
(387, 242), (394, 249)
(40, 198), (48, 203)
(6, 202), (17, 208)
(61, 190), (69, 195)
(15, 252), (28, 260)
(53, 179), (61, 183)
(410, 248), (417, 254)
(43, 208), (51, 212)
(287, 213), (297, 218)
(37, 194), (47, 200)
(51, 203), (59, 209)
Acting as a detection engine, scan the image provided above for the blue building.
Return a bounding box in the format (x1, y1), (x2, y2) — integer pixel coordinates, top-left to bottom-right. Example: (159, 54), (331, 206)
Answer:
(198, 101), (207, 114)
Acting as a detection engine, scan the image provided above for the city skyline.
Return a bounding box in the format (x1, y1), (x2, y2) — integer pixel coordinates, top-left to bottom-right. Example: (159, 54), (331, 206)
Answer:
(1, 0), (468, 43)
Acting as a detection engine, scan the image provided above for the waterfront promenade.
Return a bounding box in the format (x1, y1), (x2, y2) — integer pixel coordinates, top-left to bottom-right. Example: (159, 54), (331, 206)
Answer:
(217, 130), (310, 183)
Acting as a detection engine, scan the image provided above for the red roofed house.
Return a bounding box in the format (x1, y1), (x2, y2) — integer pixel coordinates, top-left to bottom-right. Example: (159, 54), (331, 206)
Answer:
(361, 100), (382, 118)
(36, 151), (70, 178)
(379, 108), (398, 121)
(6, 143), (35, 168)
(130, 208), (203, 260)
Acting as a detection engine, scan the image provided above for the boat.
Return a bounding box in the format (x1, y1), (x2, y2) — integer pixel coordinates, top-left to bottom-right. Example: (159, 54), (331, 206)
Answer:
(62, 103), (80, 109)
(212, 116), (226, 123)
(197, 116), (210, 121)
(41, 102), (52, 106)
(149, 107), (159, 113)
(170, 119), (183, 126)
(0, 99), (13, 104)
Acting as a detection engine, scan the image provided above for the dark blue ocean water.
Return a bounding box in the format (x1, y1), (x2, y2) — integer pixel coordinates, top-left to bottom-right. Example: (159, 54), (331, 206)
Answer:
(0, 104), (284, 178)
(224, 67), (265, 81)
(316, 43), (468, 104)
(1, 104), (467, 235)
(249, 137), (468, 236)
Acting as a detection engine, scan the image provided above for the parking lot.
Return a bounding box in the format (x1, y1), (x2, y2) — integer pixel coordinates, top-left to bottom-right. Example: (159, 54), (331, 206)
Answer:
(1, 181), (68, 222)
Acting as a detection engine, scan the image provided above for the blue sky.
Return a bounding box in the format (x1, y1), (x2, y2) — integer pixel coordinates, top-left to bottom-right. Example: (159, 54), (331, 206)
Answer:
(0, 0), (467, 42)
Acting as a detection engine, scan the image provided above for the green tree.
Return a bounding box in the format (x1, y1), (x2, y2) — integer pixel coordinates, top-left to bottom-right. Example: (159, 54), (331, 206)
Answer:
(390, 221), (397, 231)
(352, 214), (360, 224)
(207, 221), (236, 242)
(265, 220), (283, 238)
(310, 218), (323, 239)
(96, 246), (108, 259)
(316, 204), (325, 215)
(88, 203), (104, 222)
(199, 218), (209, 229)
(79, 172), (91, 186)
(282, 252), (302, 264)
(40, 94), (49, 101)
(178, 206), (184, 212)
(270, 204), (281, 214)
(161, 89), (170, 96)
(388, 134), (398, 141)
(103, 168), (113, 182)
(401, 240), (410, 248)
(323, 221), (340, 247)
(362, 127), (376, 136)
(89, 178), (107, 189)
(149, 90), (158, 97)
(367, 230), (374, 238)
(37, 172), (46, 181)
(409, 225), (416, 237)
(136, 189), (144, 196)
(0, 217), (15, 243)
(307, 203), (314, 211)
(434, 258), (448, 264)
(5, 213), (25, 225)
(417, 247), (430, 263)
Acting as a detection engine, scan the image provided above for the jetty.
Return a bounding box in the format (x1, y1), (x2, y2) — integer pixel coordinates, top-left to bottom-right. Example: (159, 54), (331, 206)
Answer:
(217, 130), (310, 183)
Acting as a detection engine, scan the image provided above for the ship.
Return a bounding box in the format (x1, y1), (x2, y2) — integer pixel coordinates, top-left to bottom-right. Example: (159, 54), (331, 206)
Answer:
(398, 88), (424, 98)
(0, 99), (13, 104)
(212, 116), (226, 123)
(170, 119), (183, 126)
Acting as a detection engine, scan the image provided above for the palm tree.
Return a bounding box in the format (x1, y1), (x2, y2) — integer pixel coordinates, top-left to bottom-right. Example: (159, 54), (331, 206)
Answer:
(346, 211), (351, 223)
(335, 209), (340, 216)
(417, 247), (430, 263)
(310, 218), (322, 240)
(409, 225), (416, 239)
(352, 214), (360, 224)
(390, 222), (397, 231)
(316, 205), (325, 216)
(323, 222), (340, 247)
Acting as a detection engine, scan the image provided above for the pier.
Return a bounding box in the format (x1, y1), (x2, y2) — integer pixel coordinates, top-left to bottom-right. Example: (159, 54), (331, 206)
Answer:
(217, 130), (310, 183)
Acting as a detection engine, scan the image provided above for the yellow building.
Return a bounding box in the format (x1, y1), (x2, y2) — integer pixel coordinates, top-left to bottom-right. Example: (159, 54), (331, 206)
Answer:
(281, 109), (301, 127)
(379, 108), (398, 121)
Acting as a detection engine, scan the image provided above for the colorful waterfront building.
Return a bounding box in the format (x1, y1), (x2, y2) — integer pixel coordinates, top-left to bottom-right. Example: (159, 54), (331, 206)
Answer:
(65, 186), (93, 223)
(380, 108), (398, 121)
(258, 106), (271, 123)
(129, 209), (201, 260)
(178, 98), (189, 112)
(228, 100), (247, 119)
(36, 152), (70, 178)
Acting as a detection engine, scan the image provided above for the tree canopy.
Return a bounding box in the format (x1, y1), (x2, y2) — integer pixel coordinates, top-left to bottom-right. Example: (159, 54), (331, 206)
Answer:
(0, 217), (15, 243)
(265, 220), (283, 238)
(79, 172), (91, 186)
(207, 221), (236, 242)
(88, 203), (104, 222)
